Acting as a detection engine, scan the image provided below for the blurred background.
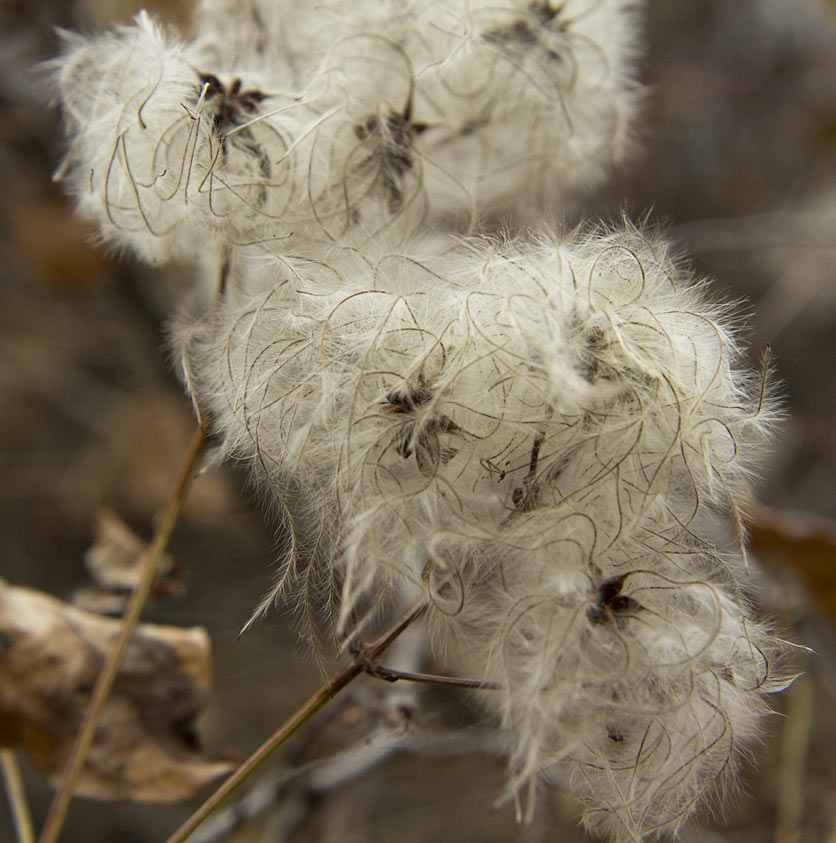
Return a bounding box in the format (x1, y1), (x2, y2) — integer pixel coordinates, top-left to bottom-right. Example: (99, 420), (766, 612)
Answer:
(1, 0), (836, 840)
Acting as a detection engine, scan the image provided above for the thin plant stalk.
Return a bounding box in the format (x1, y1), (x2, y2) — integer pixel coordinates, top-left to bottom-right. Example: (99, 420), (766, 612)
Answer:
(364, 664), (502, 691)
(38, 427), (207, 843)
(165, 600), (428, 843)
(1, 749), (35, 843)
(776, 675), (814, 843)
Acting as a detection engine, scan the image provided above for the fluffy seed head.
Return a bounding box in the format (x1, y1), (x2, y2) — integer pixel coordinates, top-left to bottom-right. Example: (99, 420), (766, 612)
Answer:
(52, 4), (789, 838)
(54, 2), (643, 264)
(180, 224), (789, 837)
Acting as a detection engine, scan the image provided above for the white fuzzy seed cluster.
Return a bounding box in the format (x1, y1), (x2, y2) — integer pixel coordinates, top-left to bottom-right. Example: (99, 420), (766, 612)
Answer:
(182, 228), (790, 840)
(54, 3), (792, 841)
(54, 1), (641, 262)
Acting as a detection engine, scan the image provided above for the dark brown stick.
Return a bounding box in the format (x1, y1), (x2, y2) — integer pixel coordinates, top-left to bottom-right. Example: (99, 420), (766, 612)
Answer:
(165, 601), (428, 843)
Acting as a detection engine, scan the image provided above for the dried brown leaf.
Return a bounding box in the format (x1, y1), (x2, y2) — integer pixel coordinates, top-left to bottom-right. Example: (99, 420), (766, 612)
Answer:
(70, 586), (130, 617)
(747, 501), (836, 620)
(0, 579), (231, 802)
(83, 507), (184, 597)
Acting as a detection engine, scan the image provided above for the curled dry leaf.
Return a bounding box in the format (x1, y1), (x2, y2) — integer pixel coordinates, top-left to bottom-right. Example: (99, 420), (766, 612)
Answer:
(0, 578), (231, 802)
(83, 507), (185, 598)
(70, 586), (131, 617)
(746, 499), (836, 621)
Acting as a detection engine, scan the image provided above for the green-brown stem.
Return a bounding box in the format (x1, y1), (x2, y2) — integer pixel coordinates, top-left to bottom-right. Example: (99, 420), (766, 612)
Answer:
(38, 427), (207, 843)
(1, 749), (35, 843)
(363, 664), (502, 690)
(165, 600), (428, 843)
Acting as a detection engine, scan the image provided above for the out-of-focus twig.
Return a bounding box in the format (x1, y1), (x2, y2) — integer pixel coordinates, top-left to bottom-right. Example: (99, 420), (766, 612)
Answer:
(775, 676), (814, 843)
(38, 426), (207, 843)
(1, 749), (35, 843)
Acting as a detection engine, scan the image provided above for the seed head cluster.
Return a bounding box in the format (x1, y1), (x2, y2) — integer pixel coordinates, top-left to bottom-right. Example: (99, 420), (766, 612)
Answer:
(54, 1), (641, 260)
(53, 2), (792, 840)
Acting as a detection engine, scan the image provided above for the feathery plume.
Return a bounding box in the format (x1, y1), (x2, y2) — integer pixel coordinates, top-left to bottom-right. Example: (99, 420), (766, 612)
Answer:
(53, 2), (642, 262)
(181, 224), (789, 837)
(53, 3), (790, 838)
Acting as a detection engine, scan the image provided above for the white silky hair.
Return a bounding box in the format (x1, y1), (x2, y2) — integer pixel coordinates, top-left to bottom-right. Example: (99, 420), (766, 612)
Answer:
(53, 1), (642, 263)
(414, 0), (643, 214)
(53, 12), (309, 264)
(54, 12), (210, 263)
(53, 2), (792, 838)
(180, 223), (790, 840)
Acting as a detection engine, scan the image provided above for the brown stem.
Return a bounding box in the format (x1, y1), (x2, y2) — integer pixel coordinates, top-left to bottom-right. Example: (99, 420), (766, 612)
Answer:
(1, 749), (35, 843)
(165, 601), (428, 843)
(38, 427), (207, 843)
(362, 664), (502, 691)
